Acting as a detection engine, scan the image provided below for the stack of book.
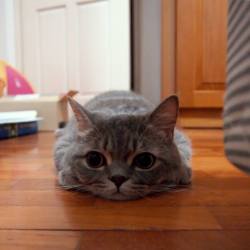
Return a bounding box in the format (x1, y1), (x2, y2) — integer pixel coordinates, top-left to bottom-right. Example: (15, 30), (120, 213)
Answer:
(0, 111), (41, 139)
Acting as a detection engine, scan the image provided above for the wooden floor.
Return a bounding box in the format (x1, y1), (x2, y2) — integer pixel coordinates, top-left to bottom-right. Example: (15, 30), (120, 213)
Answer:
(0, 129), (249, 250)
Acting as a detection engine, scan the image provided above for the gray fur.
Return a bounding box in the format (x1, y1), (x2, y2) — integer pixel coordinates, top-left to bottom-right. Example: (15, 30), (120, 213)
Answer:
(54, 91), (192, 200)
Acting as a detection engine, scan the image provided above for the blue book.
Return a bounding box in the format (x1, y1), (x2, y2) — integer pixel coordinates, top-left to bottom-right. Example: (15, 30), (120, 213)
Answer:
(0, 121), (38, 139)
(0, 110), (41, 139)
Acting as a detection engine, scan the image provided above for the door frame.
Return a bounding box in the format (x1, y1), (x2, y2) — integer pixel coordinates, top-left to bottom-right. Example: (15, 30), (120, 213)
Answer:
(161, 0), (176, 99)
(161, 0), (223, 128)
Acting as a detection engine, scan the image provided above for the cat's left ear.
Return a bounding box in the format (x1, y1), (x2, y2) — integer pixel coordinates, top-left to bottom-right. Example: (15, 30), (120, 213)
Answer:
(148, 95), (179, 140)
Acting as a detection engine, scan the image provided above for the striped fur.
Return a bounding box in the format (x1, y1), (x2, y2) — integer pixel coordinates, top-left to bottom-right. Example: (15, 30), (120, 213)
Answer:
(224, 0), (250, 174)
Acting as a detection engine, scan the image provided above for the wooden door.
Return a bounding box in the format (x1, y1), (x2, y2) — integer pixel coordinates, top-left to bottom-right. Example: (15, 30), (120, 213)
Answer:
(176, 0), (227, 108)
(19, 0), (130, 100)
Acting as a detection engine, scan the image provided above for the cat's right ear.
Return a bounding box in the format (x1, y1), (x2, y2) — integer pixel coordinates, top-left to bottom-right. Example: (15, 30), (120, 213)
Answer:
(148, 95), (179, 141)
(68, 97), (92, 132)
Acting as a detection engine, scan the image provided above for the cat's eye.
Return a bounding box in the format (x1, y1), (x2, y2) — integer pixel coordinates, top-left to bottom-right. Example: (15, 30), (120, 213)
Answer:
(133, 152), (155, 170)
(85, 151), (105, 168)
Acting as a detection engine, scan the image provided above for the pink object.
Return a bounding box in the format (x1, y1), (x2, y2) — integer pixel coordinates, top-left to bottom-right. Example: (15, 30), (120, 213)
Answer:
(6, 65), (34, 95)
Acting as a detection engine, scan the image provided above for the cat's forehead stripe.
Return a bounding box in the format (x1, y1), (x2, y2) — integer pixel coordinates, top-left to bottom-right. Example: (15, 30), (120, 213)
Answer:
(104, 131), (136, 158)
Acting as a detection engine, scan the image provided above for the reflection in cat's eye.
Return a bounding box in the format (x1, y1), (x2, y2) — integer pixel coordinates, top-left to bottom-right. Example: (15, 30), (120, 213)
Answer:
(85, 151), (106, 169)
(133, 152), (156, 170)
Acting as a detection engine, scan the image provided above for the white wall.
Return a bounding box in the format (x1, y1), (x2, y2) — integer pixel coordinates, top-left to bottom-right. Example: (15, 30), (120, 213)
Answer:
(0, 1), (6, 60)
(133, 0), (162, 104)
(0, 0), (16, 66)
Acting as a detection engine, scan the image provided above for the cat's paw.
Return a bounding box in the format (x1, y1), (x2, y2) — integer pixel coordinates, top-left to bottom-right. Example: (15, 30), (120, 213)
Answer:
(179, 165), (192, 185)
(58, 170), (80, 190)
(55, 128), (64, 138)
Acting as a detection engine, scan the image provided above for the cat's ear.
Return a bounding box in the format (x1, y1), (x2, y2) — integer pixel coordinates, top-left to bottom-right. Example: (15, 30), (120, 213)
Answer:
(148, 95), (179, 140)
(68, 97), (92, 132)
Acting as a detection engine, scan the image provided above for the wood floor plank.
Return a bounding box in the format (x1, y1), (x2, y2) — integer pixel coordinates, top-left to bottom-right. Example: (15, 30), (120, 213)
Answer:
(192, 171), (250, 191)
(10, 179), (59, 191)
(0, 230), (249, 250)
(1, 189), (250, 207)
(78, 230), (250, 250)
(0, 230), (80, 250)
(0, 190), (95, 207)
(209, 207), (250, 229)
(0, 206), (220, 230)
(192, 157), (247, 176)
(94, 189), (250, 207)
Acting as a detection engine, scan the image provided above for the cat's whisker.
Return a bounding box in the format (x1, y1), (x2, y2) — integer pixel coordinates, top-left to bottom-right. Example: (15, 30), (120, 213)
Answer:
(149, 183), (190, 194)
(125, 187), (149, 198)
(61, 184), (85, 191)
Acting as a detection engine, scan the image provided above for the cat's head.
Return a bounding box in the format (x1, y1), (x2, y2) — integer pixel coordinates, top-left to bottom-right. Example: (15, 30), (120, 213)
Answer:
(65, 95), (186, 200)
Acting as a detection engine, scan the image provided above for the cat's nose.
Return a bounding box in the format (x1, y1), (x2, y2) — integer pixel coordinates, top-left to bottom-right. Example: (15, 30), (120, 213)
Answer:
(110, 175), (128, 188)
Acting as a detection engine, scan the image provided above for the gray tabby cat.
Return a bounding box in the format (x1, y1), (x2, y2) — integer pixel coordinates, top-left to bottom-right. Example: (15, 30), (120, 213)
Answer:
(54, 91), (192, 200)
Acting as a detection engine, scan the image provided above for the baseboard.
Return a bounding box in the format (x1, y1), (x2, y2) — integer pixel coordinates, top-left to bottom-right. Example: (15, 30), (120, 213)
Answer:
(178, 108), (223, 128)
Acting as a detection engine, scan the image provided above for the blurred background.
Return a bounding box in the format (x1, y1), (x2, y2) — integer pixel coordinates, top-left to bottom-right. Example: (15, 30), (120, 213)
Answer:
(0, 0), (227, 129)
